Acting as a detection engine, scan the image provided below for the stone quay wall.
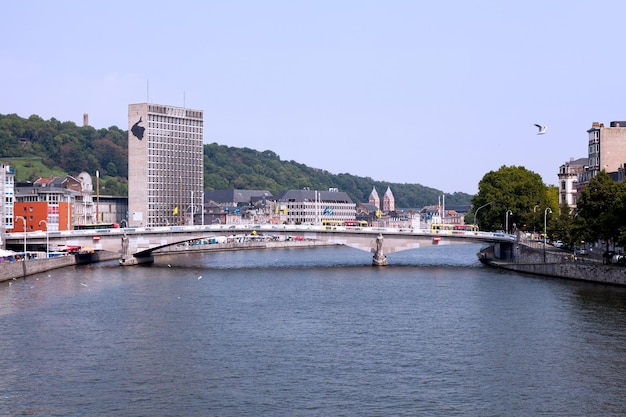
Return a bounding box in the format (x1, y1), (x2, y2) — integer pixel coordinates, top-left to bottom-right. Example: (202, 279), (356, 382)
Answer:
(0, 256), (77, 282)
(479, 243), (626, 286)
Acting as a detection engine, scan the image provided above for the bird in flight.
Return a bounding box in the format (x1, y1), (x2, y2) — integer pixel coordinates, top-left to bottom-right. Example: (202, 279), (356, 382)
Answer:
(534, 124), (547, 135)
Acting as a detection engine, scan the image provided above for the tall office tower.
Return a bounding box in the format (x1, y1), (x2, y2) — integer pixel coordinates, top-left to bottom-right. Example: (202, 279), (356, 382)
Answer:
(128, 103), (204, 227)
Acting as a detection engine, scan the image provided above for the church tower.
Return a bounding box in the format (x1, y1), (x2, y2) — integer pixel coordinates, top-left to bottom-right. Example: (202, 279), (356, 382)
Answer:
(368, 186), (380, 210)
(383, 187), (395, 212)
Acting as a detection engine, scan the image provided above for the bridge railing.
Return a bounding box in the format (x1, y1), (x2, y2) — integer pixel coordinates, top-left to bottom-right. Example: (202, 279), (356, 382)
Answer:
(5, 224), (516, 242)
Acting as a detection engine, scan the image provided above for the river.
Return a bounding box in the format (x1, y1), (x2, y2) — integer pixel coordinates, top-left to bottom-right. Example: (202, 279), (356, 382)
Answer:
(1, 244), (626, 416)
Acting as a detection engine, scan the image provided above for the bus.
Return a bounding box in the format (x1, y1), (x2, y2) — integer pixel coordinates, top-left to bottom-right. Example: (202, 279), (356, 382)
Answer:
(74, 223), (119, 230)
(431, 223), (478, 234)
(321, 220), (344, 229)
(321, 220), (369, 229)
(344, 220), (369, 228)
(431, 224), (454, 233)
(453, 224), (479, 232)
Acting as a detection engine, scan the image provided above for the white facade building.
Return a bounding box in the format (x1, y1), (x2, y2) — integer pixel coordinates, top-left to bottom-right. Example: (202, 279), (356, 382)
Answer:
(558, 157), (586, 209)
(1, 164), (15, 245)
(274, 189), (356, 225)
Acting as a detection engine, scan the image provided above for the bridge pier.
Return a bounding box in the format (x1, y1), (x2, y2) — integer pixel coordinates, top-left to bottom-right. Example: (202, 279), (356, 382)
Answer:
(372, 234), (388, 266)
(119, 253), (154, 266)
(119, 233), (154, 266)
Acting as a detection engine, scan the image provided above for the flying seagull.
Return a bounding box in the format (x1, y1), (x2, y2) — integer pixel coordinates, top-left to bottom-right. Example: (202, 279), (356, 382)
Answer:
(534, 124), (547, 135)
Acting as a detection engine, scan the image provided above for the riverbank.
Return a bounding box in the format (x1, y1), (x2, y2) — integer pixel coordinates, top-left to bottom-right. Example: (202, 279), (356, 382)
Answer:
(478, 242), (626, 286)
(0, 251), (121, 282)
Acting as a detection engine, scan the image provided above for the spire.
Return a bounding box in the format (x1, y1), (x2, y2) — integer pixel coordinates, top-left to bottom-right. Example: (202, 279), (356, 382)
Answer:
(383, 187), (395, 212)
(369, 186), (380, 209)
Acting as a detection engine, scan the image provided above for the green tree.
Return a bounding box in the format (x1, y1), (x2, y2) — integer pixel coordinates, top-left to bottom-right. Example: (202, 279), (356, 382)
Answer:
(471, 165), (551, 232)
(572, 171), (626, 251)
(550, 204), (575, 245)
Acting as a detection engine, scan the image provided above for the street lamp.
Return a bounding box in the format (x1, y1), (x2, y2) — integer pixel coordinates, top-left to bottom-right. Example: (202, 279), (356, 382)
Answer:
(544, 207), (552, 262)
(16, 216), (26, 254)
(39, 220), (48, 258)
(191, 191), (194, 226)
(474, 202), (494, 230)
(505, 210), (513, 234)
(96, 170), (100, 224)
(66, 195), (71, 230)
(533, 205), (540, 234)
(201, 192), (205, 227)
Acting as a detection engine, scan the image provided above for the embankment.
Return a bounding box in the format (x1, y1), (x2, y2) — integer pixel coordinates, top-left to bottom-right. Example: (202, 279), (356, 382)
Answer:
(479, 243), (626, 286)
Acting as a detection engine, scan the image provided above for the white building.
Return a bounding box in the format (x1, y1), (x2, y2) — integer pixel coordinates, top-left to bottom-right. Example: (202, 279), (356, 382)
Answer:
(274, 189), (356, 225)
(1, 163), (15, 245)
(128, 103), (204, 226)
(558, 157), (586, 210)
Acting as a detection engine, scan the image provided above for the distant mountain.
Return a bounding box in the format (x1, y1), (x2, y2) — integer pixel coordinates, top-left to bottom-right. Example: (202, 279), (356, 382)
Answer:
(0, 113), (472, 207)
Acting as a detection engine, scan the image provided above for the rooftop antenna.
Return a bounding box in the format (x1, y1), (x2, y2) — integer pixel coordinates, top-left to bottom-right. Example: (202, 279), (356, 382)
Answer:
(183, 90), (186, 108)
(146, 80), (150, 103)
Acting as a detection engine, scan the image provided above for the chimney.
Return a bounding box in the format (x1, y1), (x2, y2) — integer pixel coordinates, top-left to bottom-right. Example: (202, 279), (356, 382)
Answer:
(83, 113), (89, 126)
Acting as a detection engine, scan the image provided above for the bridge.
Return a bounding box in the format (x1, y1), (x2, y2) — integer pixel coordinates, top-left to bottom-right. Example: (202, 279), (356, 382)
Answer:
(5, 224), (515, 266)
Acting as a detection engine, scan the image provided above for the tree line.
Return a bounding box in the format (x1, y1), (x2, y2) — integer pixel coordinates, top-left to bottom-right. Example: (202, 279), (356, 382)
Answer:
(0, 113), (472, 207)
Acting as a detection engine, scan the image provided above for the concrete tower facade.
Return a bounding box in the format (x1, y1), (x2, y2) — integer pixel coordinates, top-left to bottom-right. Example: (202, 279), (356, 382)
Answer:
(128, 103), (204, 227)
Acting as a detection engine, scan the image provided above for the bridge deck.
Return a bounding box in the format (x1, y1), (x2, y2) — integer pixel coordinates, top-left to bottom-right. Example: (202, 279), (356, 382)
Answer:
(6, 224), (515, 263)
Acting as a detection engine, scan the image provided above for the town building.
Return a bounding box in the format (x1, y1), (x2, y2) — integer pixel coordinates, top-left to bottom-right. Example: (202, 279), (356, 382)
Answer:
(128, 103), (204, 227)
(199, 190), (274, 225)
(274, 188), (356, 225)
(558, 157), (587, 210)
(579, 121), (626, 185)
(97, 195), (129, 226)
(11, 177), (78, 232)
(0, 164), (15, 246)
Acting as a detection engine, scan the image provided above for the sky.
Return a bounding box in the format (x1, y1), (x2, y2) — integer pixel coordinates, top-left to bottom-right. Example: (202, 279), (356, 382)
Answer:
(2, 1), (626, 194)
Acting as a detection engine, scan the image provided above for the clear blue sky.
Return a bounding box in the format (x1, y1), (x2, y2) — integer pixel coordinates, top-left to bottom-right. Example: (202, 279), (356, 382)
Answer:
(2, 1), (625, 194)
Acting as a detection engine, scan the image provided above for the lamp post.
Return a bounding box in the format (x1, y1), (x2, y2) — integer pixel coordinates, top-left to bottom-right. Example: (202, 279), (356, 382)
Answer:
(66, 195), (71, 230)
(201, 192), (205, 227)
(16, 216), (26, 254)
(533, 205), (540, 234)
(39, 220), (48, 258)
(96, 170), (100, 224)
(474, 202), (494, 230)
(544, 207), (552, 262)
(505, 210), (513, 234)
(191, 191), (194, 226)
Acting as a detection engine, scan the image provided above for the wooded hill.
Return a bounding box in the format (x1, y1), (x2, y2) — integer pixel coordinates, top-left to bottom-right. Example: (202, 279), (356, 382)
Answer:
(0, 113), (472, 208)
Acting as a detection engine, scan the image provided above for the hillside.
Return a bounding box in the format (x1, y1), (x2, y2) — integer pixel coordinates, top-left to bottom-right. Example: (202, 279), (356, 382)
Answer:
(0, 113), (472, 207)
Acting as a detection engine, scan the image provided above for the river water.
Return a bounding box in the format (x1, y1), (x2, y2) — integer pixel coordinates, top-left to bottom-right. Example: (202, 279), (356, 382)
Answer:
(1, 244), (626, 416)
